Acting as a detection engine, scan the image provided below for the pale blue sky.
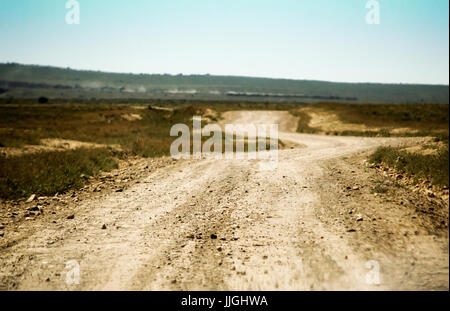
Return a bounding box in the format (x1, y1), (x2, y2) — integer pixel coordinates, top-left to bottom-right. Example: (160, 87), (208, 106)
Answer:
(0, 0), (448, 84)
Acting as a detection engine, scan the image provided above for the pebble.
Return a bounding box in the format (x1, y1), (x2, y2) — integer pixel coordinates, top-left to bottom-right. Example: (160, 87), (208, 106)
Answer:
(26, 194), (36, 203)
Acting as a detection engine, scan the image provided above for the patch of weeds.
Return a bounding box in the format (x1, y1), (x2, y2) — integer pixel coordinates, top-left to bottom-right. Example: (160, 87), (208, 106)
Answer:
(0, 148), (118, 200)
(373, 181), (389, 194)
(370, 145), (449, 187)
(290, 109), (320, 134)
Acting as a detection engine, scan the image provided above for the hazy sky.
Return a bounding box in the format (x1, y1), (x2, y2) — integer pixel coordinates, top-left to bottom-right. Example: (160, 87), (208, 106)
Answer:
(0, 0), (448, 84)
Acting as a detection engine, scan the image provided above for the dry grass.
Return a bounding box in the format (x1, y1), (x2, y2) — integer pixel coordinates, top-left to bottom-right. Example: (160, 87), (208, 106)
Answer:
(0, 148), (118, 200)
(289, 109), (318, 134)
(0, 101), (200, 157)
(370, 145), (449, 187)
(0, 100), (199, 199)
(292, 102), (449, 138)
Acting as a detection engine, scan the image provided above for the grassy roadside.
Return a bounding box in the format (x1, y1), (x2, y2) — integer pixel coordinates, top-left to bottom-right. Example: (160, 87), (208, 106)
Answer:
(0, 102), (199, 157)
(0, 102), (194, 199)
(0, 148), (118, 200)
(369, 145), (449, 188)
(291, 102), (449, 189)
(293, 102), (449, 138)
(318, 102), (448, 126)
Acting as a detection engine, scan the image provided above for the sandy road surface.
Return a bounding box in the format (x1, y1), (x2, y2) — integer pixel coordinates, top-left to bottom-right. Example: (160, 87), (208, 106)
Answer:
(0, 111), (448, 290)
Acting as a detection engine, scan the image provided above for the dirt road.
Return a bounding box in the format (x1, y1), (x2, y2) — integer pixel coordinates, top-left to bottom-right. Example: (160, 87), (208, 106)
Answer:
(0, 111), (448, 290)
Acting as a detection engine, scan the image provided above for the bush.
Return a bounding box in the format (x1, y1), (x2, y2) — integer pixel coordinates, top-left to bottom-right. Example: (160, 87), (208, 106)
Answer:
(38, 96), (49, 104)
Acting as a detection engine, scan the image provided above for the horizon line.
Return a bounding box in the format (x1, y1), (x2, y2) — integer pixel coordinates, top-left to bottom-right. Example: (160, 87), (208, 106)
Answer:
(1, 62), (449, 87)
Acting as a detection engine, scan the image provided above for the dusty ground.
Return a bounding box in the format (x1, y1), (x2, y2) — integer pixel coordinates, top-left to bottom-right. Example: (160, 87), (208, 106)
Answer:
(0, 111), (448, 291)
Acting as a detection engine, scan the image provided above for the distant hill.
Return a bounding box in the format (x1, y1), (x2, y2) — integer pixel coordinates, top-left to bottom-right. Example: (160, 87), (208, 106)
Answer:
(0, 63), (448, 103)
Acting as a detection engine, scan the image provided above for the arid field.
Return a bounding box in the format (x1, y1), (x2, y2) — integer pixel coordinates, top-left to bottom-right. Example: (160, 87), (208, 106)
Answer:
(0, 99), (448, 290)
